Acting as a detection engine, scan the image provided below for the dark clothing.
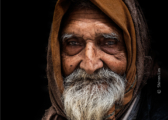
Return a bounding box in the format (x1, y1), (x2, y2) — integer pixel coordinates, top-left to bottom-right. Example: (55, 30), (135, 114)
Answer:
(136, 76), (168, 120)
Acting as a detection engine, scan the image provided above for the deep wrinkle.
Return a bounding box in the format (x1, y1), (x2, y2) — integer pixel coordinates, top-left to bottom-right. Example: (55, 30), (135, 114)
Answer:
(60, 9), (127, 76)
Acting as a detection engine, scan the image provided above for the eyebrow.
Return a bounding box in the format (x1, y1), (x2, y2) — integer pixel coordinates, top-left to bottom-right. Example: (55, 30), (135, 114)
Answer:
(61, 33), (74, 42)
(101, 33), (119, 41)
(60, 32), (119, 42)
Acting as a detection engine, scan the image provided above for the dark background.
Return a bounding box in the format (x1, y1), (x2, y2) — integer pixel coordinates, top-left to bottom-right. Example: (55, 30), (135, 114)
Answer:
(4, 0), (168, 120)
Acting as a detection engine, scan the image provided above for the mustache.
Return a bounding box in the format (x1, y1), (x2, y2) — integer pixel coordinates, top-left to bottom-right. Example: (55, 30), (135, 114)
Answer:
(63, 68), (126, 88)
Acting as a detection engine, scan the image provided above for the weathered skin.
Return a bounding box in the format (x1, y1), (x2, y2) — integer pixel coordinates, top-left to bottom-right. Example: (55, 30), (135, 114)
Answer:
(60, 9), (127, 77)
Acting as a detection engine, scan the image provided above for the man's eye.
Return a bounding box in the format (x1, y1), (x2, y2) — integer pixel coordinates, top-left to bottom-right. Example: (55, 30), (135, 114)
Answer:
(63, 40), (84, 56)
(68, 41), (79, 46)
(105, 41), (116, 45)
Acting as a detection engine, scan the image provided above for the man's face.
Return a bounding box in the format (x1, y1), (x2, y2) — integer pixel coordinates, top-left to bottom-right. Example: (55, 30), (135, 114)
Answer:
(60, 8), (127, 77)
(60, 8), (127, 120)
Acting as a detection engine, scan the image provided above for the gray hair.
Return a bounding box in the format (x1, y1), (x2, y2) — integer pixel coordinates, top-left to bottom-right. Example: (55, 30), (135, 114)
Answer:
(62, 68), (126, 120)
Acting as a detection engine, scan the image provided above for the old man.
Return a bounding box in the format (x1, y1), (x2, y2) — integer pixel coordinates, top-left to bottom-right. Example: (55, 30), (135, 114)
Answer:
(42, 0), (168, 120)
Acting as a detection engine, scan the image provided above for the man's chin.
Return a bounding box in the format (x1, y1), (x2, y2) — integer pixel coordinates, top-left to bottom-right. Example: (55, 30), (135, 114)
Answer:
(63, 83), (125, 120)
(63, 86), (112, 120)
(62, 68), (126, 120)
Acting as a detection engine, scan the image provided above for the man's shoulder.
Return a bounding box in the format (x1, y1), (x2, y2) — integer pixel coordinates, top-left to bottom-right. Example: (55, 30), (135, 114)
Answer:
(136, 76), (168, 120)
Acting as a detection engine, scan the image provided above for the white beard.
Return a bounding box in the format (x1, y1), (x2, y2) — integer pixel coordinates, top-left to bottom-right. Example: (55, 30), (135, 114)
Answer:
(62, 68), (126, 120)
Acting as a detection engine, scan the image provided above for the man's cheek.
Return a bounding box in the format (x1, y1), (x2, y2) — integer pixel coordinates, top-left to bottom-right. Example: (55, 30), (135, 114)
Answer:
(61, 54), (82, 76)
(101, 53), (127, 75)
(61, 54), (71, 76)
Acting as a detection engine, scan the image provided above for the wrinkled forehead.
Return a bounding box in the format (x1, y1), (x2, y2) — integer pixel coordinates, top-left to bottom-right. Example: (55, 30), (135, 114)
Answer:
(60, 7), (121, 34)
(67, 9), (109, 20)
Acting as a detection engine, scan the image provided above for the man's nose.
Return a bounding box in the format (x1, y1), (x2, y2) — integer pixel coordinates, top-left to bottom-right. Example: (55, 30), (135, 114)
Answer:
(80, 42), (103, 74)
